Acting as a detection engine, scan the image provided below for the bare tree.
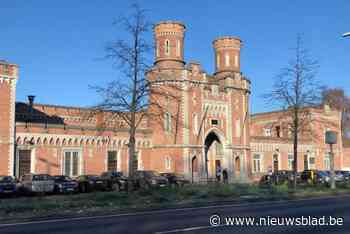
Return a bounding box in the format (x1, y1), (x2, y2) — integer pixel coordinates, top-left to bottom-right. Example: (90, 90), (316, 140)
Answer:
(91, 4), (182, 189)
(264, 35), (322, 189)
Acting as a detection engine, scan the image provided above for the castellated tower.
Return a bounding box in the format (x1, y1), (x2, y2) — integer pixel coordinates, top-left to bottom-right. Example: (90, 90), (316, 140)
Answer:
(213, 37), (241, 76)
(0, 60), (18, 176)
(153, 21), (186, 69)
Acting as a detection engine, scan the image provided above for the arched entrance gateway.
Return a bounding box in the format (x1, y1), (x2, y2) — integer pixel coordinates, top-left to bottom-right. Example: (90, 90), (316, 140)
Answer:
(204, 131), (224, 182)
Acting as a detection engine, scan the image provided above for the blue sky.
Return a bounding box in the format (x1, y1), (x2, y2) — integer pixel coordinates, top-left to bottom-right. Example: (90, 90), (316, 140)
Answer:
(1, 1), (349, 113)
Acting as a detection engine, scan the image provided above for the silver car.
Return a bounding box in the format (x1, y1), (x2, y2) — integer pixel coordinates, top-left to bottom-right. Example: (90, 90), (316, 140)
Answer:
(20, 174), (55, 194)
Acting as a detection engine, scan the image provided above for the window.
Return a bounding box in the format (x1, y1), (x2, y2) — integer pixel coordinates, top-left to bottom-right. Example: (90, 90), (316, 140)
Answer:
(211, 119), (219, 126)
(324, 153), (330, 170)
(164, 112), (172, 132)
(215, 142), (223, 155)
(225, 53), (230, 66)
(264, 128), (272, 137)
(212, 85), (219, 95)
(308, 154), (316, 169)
(275, 126), (281, 138)
(156, 41), (159, 57)
(165, 40), (170, 55)
(288, 154), (294, 170)
(63, 150), (80, 177)
(234, 55), (238, 67)
(165, 156), (172, 170)
(107, 151), (117, 172)
(252, 154), (262, 173)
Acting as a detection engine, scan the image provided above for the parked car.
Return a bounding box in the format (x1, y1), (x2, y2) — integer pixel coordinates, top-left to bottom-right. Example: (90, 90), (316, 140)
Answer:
(325, 171), (344, 183)
(132, 171), (168, 189)
(19, 174), (55, 194)
(273, 170), (296, 184)
(0, 176), (17, 197)
(300, 170), (330, 185)
(53, 176), (79, 194)
(160, 173), (190, 187)
(338, 171), (350, 181)
(100, 171), (128, 191)
(76, 175), (107, 193)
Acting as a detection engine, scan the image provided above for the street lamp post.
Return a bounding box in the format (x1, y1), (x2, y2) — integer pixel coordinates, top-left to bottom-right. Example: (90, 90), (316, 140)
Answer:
(343, 32), (350, 38)
(325, 131), (337, 189)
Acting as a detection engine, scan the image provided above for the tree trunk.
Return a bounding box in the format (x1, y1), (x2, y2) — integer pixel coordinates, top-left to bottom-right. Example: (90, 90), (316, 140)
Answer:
(127, 126), (136, 192)
(293, 113), (299, 190)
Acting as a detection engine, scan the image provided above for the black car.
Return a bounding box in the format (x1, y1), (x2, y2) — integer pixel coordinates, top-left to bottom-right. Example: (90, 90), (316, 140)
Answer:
(76, 175), (107, 193)
(160, 173), (190, 187)
(100, 171), (128, 191)
(53, 176), (78, 194)
(133, 171), (168, 190)
(0, 176), (17, 197)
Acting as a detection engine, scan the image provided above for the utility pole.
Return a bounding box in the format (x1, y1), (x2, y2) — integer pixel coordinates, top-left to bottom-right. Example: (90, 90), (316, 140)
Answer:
(325, 131), (337, 189)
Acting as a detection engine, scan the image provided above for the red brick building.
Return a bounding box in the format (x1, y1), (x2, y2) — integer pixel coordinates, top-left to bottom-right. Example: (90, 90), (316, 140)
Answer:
(0, 21), (349, 182)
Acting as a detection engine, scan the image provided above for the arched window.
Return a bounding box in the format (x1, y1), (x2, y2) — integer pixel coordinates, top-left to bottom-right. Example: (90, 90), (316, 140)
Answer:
(165, 156), (172, 170)
(164, 112), (172, 132)
(165, 40), (170, 55)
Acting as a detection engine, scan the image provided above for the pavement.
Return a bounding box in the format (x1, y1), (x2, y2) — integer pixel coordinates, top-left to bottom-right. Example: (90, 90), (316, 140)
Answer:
(0, 195), (350, 234)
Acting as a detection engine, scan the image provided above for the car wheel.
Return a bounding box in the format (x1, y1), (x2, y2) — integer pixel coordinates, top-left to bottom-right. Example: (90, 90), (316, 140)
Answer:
(143, 182), (150, 190)
(81, 184), (87, 193)
(112, 183), (120, 192)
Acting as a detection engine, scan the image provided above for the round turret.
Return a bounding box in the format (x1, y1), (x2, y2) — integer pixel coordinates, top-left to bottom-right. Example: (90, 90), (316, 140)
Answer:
(154, 21), (186, 69)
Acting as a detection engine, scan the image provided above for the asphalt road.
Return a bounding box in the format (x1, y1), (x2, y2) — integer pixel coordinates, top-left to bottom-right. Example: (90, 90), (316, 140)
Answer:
(1, 195), (350, 234)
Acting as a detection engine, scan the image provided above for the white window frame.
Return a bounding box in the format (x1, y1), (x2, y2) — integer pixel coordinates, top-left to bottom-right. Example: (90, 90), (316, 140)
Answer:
(252, 153), (263, 173)
(308, 153), (316, 170)
(62, 149), (81, 177)
(324, 153), (330, 170)
(288, 154), (294, 170)
(264, 128), (272, 137)
(165, 156), (172, 170)
(164, 112), (172, 132)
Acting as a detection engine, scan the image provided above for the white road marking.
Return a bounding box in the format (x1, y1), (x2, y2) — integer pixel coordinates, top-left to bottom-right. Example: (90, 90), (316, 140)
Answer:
(0, 194), (348, 228)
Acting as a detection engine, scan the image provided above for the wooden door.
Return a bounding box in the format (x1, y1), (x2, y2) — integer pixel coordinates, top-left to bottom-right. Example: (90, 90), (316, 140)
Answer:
(18, 150), (31, 177)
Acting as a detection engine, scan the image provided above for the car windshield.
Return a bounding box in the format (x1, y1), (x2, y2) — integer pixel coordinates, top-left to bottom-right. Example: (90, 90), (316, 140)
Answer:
(318, 171), (328, 176)
(86, 175), (99, 180)
(0, 176), (13, 182)
(144, 171), (160, 177)
(33, 175), (52, 181)
(54, 176), (71, 181)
